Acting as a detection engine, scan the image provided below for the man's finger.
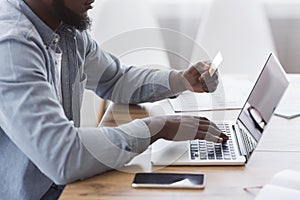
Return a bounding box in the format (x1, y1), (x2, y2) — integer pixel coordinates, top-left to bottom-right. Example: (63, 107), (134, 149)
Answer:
(193, 62), (210, 74)
(197, 131), (223, 143)
(193, 116), (220, 131)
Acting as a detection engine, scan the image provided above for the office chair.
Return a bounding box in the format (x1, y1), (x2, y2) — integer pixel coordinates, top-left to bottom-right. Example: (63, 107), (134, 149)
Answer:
(191, 0), (276, 81)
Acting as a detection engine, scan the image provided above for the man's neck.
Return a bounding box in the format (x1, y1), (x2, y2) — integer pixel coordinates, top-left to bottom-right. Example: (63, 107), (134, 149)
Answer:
(24, 0), (61, 30)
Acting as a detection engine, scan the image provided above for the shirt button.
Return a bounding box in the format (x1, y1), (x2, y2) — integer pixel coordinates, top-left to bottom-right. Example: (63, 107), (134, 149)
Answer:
(53, 37), (59, 44)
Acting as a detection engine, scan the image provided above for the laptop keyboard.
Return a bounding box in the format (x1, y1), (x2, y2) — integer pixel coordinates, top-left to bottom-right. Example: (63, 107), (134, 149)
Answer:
(190, 123), (237, 160)
(241, 128), (256, 154)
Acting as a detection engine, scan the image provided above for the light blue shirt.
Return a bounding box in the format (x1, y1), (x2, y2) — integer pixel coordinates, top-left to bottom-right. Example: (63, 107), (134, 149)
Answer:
(0, 0), (174, 199)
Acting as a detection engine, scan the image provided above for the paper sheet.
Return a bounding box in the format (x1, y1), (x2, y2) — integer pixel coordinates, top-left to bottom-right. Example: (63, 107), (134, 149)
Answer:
(275, 74), (300, 119)
(169, 75), (252, 112)
(255, 185), (300, 200)
(255, 170), (300, 200)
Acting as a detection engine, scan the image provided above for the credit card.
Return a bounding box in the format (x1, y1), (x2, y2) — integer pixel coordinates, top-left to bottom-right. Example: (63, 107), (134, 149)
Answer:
(209, 51), (223, 76)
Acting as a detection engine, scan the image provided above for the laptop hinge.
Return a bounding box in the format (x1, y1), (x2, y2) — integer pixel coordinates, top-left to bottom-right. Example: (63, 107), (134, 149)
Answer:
(232, 124), (249, 161)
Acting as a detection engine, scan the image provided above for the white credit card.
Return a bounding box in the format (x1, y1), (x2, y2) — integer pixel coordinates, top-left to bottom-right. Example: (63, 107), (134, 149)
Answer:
(209, 51), (223, 76)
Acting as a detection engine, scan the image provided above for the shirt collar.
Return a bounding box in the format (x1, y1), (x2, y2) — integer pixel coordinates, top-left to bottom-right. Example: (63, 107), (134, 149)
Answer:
(19, 0), (60, 48)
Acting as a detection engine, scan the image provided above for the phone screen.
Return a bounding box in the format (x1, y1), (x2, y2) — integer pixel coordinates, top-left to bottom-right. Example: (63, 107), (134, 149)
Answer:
(132, 173), (205, 189)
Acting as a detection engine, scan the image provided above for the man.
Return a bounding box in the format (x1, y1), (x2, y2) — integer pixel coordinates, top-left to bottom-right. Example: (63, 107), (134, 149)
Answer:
(0, 0), (228, 199)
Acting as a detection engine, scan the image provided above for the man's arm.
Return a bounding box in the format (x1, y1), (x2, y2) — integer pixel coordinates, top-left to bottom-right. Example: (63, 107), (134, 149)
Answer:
(83, 32), (174, 104)
(0, 36), (151, 185)
(83, 32), (219, 104)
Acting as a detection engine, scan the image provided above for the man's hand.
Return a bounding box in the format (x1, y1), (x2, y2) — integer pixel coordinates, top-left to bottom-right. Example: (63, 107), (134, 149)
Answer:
(143, 115), (228, 144)
(184, 61), (219, 93)
(170, 61), (219, 94)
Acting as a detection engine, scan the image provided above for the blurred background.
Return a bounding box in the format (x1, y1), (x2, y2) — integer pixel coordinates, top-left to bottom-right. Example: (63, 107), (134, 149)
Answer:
(89, 0), (300, 73)
(82, 0), (300, 127)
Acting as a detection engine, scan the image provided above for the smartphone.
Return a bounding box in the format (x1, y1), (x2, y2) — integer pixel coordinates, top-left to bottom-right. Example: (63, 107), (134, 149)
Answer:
(132, 173), (205, 189)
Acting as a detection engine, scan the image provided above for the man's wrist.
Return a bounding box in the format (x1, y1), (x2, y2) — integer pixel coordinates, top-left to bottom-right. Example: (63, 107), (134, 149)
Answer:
(142, 117), (163, 144)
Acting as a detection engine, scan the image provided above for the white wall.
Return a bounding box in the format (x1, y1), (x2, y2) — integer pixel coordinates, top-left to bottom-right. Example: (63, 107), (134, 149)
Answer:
(90, 0), (300, 73)
(148, 0), (300, 73)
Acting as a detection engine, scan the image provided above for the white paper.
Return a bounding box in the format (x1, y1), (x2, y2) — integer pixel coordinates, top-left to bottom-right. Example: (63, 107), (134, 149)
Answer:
(255, 184), (300, 200)
(169, 75), (252, 112)
(255, 170), (300, 200)
(270, 169), (300, 190)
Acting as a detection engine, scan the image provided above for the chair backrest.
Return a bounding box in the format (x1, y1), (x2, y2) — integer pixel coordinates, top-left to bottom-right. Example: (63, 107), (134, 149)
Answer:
(191, 0), (276, 81)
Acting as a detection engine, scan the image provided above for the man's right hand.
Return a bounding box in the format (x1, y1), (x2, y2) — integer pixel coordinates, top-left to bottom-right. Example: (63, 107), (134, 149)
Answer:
(143, 115), (229, 144)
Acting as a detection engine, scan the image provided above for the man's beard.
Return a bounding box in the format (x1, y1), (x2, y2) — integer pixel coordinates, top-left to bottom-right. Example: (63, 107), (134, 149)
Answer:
(52, 0), (91, 31)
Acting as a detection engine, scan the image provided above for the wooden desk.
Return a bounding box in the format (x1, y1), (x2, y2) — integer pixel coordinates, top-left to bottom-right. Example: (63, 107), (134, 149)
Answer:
(60, 100), (300, 200)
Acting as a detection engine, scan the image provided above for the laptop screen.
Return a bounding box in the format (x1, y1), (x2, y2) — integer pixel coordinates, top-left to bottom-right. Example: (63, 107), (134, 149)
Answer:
(237, 53), (289, 142)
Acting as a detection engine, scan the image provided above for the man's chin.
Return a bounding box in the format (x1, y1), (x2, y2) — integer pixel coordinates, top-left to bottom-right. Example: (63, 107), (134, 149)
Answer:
(53, 0), (91, 31)
(61, 16), (91, 31)
(81, 11), (89, 18)
(76, 17), (91, 31)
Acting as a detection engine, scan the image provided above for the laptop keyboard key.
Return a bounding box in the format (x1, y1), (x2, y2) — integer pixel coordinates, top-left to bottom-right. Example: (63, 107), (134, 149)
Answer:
(189, 123), (239, 161)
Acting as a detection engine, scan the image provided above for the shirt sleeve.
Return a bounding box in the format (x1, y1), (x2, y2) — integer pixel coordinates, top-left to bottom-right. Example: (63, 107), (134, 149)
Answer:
(83, 32), (175, 104)
(78, 119), (150, 169)
(0, 35), (150, 185)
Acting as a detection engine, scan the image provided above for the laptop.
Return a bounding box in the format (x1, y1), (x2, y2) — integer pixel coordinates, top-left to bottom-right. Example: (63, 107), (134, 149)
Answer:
(151, 53), (289, 166)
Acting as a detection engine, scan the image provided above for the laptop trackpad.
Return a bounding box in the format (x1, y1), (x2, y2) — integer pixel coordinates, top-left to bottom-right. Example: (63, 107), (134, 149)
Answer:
(151, 139), (189, 165)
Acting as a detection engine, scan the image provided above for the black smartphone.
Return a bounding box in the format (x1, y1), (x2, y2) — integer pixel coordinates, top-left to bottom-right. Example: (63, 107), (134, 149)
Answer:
(132, 173), (205, 189)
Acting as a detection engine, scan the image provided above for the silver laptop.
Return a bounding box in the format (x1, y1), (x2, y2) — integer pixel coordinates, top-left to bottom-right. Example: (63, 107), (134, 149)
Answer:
(151, 53), (289, 166)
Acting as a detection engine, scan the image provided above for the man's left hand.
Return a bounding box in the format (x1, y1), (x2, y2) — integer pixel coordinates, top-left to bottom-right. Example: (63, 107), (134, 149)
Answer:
(183, 61), (219, 93)
(170, 61), (219, 94)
